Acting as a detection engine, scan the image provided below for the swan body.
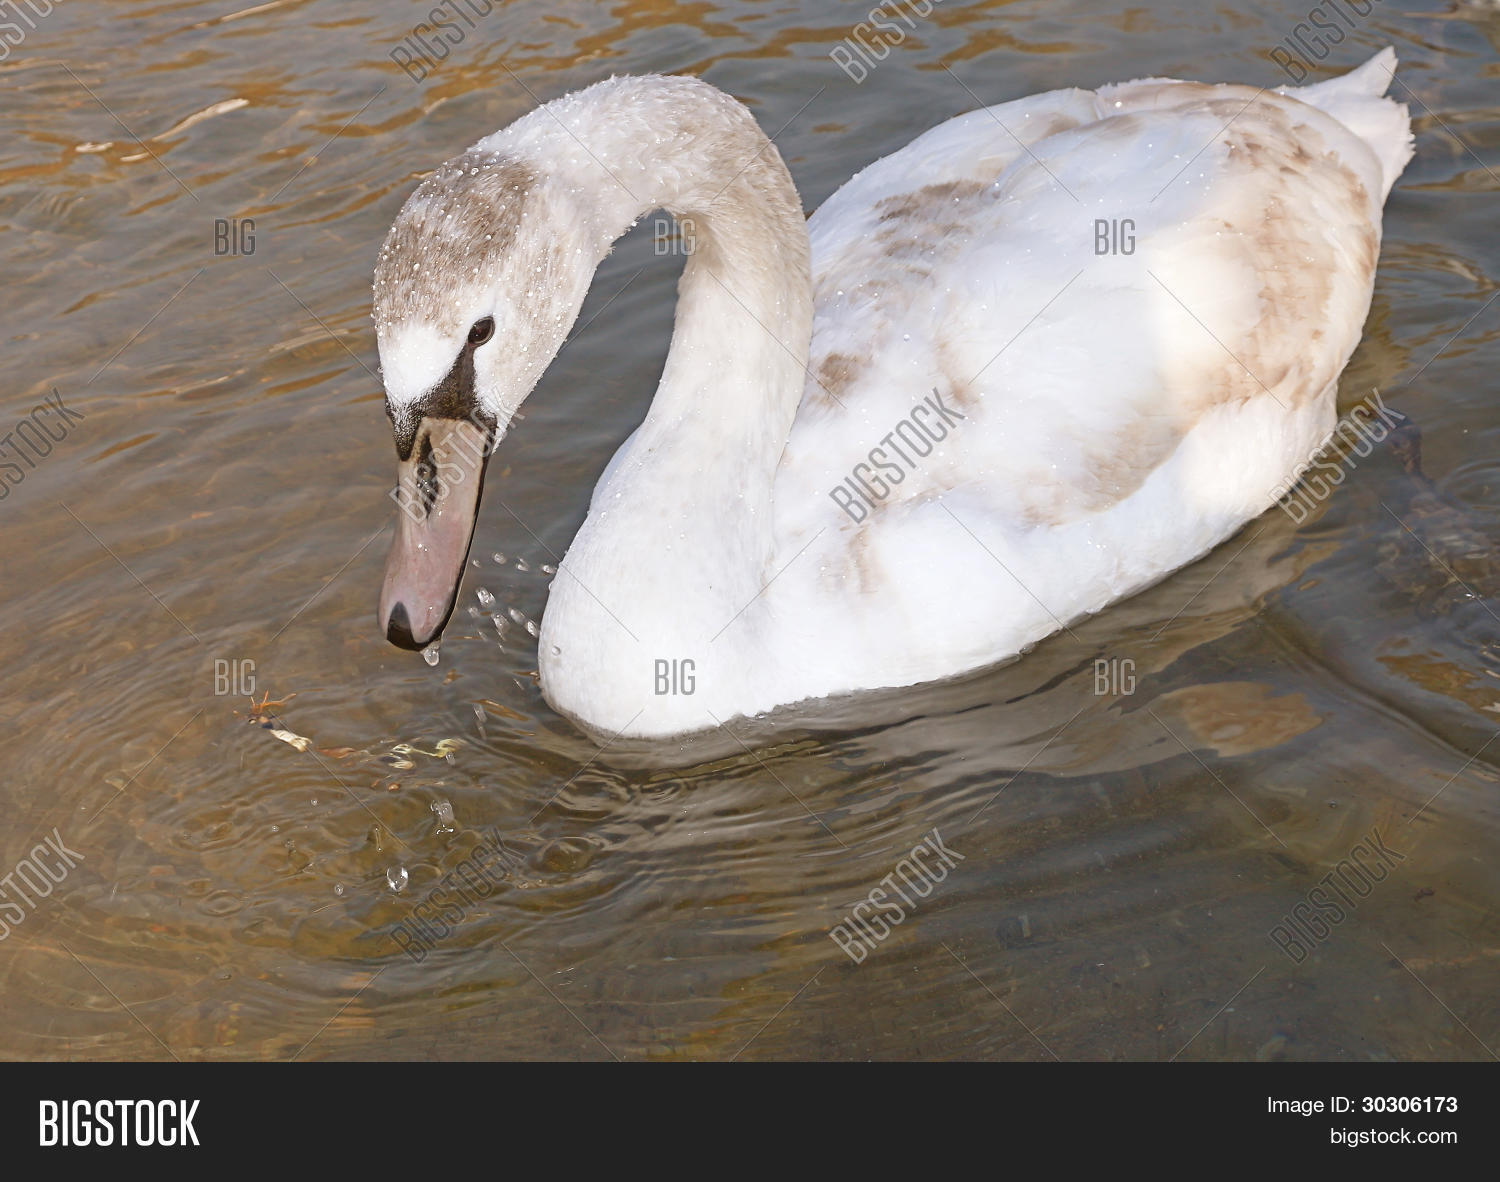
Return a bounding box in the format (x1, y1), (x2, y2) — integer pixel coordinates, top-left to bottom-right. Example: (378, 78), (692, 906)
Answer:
(372, 50), (1413, 739)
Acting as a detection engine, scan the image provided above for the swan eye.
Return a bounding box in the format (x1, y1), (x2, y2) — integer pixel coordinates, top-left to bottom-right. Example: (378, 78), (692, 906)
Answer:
(467, 317), (495, 346)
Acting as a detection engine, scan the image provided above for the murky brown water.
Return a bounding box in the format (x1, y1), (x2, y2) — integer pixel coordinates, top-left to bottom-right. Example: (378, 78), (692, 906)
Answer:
(1, 0), (1498, 1060)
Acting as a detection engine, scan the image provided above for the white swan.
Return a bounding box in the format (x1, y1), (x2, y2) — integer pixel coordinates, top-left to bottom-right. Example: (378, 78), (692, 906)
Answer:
(373, 50), (1413, 740)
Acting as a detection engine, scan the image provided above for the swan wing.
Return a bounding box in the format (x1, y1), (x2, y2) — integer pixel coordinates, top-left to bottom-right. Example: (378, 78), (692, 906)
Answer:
(770, 54), (1407, 680)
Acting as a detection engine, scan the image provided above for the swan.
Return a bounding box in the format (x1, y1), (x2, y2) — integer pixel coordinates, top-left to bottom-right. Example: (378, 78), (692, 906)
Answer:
(372, 49), (1413, 740)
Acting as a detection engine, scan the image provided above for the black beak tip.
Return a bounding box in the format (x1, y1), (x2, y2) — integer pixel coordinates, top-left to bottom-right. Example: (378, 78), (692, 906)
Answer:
(385, 602), (425, 651)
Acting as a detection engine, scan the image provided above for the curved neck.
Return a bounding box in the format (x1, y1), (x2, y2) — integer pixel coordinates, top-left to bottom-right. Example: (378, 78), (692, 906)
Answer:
(496, 75), (812, 448)
(497, 78), (813, 672)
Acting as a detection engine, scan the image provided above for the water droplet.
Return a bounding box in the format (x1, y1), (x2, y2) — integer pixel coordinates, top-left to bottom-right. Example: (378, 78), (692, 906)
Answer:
(387, 866), (409, 893)
(422, 643), (441, 666)
(431, 799), (457, 834)
(492, 552), (506, 564)
(550, 644), (561, 656)
(477, 587), (495, 607)
(334, 882), (346, 897)
(515, 558), (530, 572)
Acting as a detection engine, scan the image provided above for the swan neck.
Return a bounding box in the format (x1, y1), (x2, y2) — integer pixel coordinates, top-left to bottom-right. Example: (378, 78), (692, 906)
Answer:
(503, 76), (813, 433)
(520, 79), (815, 706)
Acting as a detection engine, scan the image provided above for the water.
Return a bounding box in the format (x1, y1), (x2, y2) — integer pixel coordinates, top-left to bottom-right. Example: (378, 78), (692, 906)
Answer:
(1, 0), (1498, 1060)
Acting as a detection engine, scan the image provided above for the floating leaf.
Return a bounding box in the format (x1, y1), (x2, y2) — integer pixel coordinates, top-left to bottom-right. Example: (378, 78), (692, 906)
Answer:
(269, 728), (311, 752)
(392, 738), (462, 759)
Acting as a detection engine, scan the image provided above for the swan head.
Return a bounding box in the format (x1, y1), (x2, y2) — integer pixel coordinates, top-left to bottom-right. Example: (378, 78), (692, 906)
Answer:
(371, 146), (591, 650)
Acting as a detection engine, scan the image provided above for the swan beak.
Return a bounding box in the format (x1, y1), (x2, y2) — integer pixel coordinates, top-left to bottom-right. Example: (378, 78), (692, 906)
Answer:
(379, 416), (492, 651)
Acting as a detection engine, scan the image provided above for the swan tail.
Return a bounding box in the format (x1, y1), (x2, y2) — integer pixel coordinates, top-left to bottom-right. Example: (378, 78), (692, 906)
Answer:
(1283, 47), (1414, 203)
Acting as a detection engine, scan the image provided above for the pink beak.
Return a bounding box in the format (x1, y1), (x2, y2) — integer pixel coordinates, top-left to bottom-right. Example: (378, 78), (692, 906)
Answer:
(379, 417), (492, 650)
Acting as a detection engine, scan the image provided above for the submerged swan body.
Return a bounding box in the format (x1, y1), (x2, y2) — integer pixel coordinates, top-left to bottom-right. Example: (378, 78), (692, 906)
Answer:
(373, 51), (1413, 739)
